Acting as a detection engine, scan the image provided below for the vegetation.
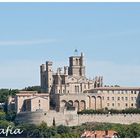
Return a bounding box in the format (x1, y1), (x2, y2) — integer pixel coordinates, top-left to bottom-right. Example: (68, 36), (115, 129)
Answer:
(1, 87), (140, 138)
(6, 122), (140, 138)
(0, 112), (140, 138)
(0, 89), (19, 103)
(22, 86), (41, 93)
(78, 108), (140, 114)
(4, 122), (80, 138)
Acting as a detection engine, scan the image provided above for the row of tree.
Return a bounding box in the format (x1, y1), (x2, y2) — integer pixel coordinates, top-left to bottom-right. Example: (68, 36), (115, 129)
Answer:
(0, 121), (140, 138)
(78, 108), (140, 114)
(0, 89), (18, 103)
(0, 86), (41, 103)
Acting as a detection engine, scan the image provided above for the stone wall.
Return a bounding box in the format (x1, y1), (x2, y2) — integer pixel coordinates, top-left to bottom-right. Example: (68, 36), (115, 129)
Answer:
(78, 114), (140, 125)
(16, 110), (140, 126)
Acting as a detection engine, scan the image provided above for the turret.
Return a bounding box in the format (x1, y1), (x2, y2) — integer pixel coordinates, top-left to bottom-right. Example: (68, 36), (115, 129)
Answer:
(46, 61), (53, 93)
(40, 64), (46, 73)
(68, 52), (85, 76)
(80, 52), (84, 66)
(40, 64), (46, 92)
(64, 66), (68, 75)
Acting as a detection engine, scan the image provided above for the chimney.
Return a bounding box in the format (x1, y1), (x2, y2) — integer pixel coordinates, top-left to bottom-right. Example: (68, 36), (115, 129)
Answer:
(105, 130), (108, 136)
(64, 66), (68, 75)
(40, 64), (46, 72)
(95, 134), (97, 138)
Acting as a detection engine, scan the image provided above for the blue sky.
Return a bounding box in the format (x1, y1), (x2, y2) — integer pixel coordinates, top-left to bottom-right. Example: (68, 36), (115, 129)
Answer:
(0, 3), (140, 89)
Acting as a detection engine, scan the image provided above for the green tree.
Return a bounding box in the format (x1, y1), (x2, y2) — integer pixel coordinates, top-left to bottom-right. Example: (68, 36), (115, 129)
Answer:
(0, 89), (18, 103)
(23, 86), (41, 93)
(6, 111), (16, 121)
(0, 111), (6, 120)
(57, 125), (70, 134)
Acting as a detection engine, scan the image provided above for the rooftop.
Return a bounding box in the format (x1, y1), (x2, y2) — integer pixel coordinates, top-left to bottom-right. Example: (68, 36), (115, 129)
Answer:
(81, 130), (118, 138)
(93, 86), (140, 91)
(16, 91), (49, 96)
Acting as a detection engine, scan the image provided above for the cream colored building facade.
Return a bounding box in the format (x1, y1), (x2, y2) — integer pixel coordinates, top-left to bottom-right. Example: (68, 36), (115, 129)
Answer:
(15, 91), (49, 113)
(9, 52), (140, 126)
(8, 52), (140, 114)
(39, 52), (140, 112)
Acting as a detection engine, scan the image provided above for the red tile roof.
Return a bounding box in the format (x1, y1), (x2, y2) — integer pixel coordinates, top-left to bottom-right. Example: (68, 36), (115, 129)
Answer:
(81, 130), (118, 138)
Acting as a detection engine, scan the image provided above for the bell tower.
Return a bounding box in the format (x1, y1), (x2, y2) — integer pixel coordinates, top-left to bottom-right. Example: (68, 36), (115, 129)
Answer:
(40, 61), (53, 93)
(68, 52), (85, 76)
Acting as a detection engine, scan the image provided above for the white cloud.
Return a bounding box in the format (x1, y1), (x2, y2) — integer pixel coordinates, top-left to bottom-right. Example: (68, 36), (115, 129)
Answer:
(0, 39), (59, 46)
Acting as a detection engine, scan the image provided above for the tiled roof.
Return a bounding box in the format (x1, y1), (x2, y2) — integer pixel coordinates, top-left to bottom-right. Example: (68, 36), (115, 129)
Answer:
(90, 87), (140, 91)
(81, 130), (118, 138)
(16, 91), (49, 96)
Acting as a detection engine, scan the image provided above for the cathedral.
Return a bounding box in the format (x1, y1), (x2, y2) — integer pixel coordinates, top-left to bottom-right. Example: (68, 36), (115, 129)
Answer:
(39, 52), (140, 112)
(7, 52), (140, 126)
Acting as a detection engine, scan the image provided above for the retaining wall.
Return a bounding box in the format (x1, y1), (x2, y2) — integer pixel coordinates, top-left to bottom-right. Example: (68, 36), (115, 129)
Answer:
(16, 111), (140, 126)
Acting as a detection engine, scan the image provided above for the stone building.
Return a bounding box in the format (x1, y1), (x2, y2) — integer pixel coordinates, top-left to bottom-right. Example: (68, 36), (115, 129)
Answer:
(40, 52), (140, 112)
(40, 52), (103, 111)
(81, 130), (119, 138)
(40, 53), (103, 94)
(10, 52), (140, 126)
(15, 91), (49, 113)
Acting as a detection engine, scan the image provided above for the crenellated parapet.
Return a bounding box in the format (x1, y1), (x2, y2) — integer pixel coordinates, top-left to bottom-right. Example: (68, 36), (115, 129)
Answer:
(93, 76), (103, 88)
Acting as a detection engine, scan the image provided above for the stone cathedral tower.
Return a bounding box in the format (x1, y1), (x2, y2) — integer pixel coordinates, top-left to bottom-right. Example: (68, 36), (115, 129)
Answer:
(40, 52), (103, 94)
(68, 52), (85, 77)
(40, 61), (53, 93)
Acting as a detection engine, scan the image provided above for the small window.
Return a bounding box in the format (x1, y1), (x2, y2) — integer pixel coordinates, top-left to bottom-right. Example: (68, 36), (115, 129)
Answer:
(107, 97), (109, 100)
(122, 97), (124, 100)
(125, 97), (128, 101)
(76, 59), (79, 65)
(107, 103), (109, 106)
(118, 97), (120, 101)
(118, 103), (120, 106)
(38, 100), (40, 103)
(112, 97), (114, 100)
(112, 103), (114, 106)
(131, 103), (133, 107)
(131, 97), (133, 101)
(125, 103), (128, 107)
